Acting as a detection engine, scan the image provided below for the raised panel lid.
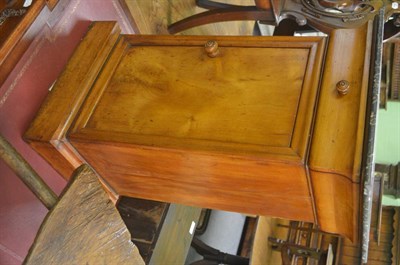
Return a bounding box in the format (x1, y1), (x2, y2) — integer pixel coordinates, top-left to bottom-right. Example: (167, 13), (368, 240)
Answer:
(70, 35), (326, 161)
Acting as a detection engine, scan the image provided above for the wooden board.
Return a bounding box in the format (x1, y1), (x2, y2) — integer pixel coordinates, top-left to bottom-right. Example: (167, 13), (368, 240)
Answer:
(250, 217), (289, 265)
(25, 21), (371, 239)
(74, 41), (315, 156)
(119, 0), (256, 35)
(309, 25), (371, 183)
(63, 34), (325, 221)
(24, 165), (144, 265)
(309, 25), (371, 241)
(149, 204), (202, 265)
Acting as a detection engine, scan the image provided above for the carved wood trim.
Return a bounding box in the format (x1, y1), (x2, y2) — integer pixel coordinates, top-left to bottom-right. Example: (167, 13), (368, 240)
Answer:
(392, 207), (399, 265)
(390, 42), (400, 100)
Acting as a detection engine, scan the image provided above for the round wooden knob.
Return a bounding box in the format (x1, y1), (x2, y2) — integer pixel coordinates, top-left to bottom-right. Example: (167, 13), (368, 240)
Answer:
(204, 40), (219, 58)
(336, 80), (350, 95)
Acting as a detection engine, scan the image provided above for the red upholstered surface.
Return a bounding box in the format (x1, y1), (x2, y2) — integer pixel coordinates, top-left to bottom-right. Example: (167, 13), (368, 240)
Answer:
(0, 1), (133, 264)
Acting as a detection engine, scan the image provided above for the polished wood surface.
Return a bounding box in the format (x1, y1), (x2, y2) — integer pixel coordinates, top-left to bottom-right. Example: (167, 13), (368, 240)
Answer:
(25, 21), (372, 239)
(24, 165), (144, 265)
(71, 140), (314, 221)
(309, 25), (371, 183)
(71, 36), (322, 159)
(120, 0), (255, 35)
(310, 171), (360, 241)
(167, 3), (275, 34)
(309, 24), (371, 241)
(63, 33), (325, 221)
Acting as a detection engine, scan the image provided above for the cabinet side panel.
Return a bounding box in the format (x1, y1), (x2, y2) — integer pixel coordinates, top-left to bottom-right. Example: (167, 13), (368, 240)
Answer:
(309, 25), (370, 182)
(70, 140), (315, 222)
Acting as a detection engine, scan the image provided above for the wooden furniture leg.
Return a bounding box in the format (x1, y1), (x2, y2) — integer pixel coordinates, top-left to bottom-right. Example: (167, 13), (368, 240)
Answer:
(0, 133), (144, 264)
(168, 5), (275, 34)
(195, 0), (267, 37)
(0, 134), (57, 209)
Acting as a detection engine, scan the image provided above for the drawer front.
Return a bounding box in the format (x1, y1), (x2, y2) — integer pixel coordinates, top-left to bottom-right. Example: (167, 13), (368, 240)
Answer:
(309, 26), (370, 183)
(309, 25), (371, 241)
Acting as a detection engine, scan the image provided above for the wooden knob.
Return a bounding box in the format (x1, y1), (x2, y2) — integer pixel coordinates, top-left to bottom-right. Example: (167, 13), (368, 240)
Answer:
(336, 80), (350, 95)
(204, 40), (219, 58)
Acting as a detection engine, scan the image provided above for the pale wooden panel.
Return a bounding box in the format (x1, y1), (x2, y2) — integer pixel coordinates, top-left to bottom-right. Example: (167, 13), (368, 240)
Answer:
(24, 165), (144, 265)
(310, 170), (359, 241)
(88, 45), (308, 150)
(250, 217), (289, 265)
(309, 25), (371, 183)
(69, 140), (315, 222)
(149, 204), (202, 265)
(121, 0), (256, 35)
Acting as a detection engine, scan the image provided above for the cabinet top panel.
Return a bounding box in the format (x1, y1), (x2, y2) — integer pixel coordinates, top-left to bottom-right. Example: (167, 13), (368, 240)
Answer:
(71, 35), (326, 160)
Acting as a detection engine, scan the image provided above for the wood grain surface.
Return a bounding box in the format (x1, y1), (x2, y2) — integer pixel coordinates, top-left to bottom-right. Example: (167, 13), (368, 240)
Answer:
(71, 140), (315, 222)
(309, 25), (371, 183)
(310, 170), (359, 241)
(25, 20), (373, 239)
(64, 34), (326, 222)
(89, 45), (306, 148)
(309, 25), (371, 241)
(24, 164), (144, 265)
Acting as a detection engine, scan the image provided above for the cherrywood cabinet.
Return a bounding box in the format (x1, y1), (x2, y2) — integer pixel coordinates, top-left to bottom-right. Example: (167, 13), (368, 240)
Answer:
(25, 21), (371, 241)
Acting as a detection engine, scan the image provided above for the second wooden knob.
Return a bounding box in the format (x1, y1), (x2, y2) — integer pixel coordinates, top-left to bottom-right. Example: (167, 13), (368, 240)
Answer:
(336, 80), (350, 95)
(205, 40), (219, 58)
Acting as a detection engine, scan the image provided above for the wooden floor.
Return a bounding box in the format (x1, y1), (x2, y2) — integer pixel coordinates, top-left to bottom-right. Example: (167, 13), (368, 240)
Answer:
(251, 217), (288, 265)
(120, 0), (256, 35)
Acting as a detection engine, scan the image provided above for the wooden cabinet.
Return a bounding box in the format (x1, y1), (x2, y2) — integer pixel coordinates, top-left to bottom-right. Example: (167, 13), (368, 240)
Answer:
(25, 21), (371, 241)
